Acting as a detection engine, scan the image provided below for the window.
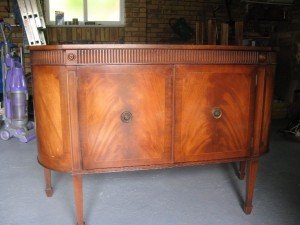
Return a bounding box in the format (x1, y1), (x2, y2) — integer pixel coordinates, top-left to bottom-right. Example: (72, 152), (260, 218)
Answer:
(45, 0), (125, 26)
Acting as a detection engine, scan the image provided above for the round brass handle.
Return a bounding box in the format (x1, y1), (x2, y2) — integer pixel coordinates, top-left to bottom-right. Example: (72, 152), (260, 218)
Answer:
(121, 111), (132, 123)
(212, 107), (222, 119)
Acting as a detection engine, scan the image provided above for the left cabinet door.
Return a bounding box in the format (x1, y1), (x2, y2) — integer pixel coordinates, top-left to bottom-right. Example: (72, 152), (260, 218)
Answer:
(78, 65), (173, 170)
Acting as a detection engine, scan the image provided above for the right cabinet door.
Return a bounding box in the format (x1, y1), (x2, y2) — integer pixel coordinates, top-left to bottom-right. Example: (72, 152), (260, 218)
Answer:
(175, 65), (257, 163)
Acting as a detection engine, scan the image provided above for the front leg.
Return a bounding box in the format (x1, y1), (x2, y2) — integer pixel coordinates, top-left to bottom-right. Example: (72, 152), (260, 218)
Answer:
(244, 159), (258, 214)
(73, 174), (85, 225)
(44, 168), (53, 197)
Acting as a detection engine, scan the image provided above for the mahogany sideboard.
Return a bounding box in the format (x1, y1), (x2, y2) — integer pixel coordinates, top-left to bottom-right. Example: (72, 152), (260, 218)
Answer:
(30, 44), (276, 225)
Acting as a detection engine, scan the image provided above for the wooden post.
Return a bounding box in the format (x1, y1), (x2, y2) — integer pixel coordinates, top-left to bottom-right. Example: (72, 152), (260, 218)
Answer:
(73, 175), (85, 225)
(220, 23), (229, 45)
(208, 19), (217, 45)
(235, 21), (243, 45)
(244, 159), (258, 214)
(195, 22), (204, 44)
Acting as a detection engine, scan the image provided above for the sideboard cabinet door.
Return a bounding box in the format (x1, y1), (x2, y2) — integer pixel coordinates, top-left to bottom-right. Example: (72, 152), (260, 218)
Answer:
(175, 65), (256, 163)
(78, 65), (173, 170)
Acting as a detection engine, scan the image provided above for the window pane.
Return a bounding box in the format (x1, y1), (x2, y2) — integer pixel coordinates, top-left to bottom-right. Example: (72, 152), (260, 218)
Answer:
(49, 0), (84, 21)
(87, 0), (120, 21)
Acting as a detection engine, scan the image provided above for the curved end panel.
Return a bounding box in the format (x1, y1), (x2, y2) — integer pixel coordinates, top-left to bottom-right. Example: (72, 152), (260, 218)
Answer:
(259, 66), (275, 156)
(33, 66), (72, 172)
(37, 154), (71, 173)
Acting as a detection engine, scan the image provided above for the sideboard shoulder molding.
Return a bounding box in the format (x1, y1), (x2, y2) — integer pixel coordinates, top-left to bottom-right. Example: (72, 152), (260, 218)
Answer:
(30, 46), (276, 65)
(31, 50), (66, 65)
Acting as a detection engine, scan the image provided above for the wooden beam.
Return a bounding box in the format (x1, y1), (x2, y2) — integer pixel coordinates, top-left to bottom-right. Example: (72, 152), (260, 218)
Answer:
(195, 22), (204, 44)
(208, 19), (217, 45)
(221, 23), (229, 45)
(235, 21), (243, 46)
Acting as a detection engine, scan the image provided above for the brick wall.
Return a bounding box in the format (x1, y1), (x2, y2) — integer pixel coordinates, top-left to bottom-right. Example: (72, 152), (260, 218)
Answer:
(0, 1), (23, 46)
(0, 0), (28, 72)
(271, 2), (300, 102)
(0, 0), (245, 72)
(148, 0), (214, 43)
(46, 0), (147, 44)
(46, 26), (125, 44)
(146, 0), (245, 43)
(125, 0), (147, 43)
(46, 0), (244, 44)
(2, 0), (247, 46)
(0, 1), (8, 21)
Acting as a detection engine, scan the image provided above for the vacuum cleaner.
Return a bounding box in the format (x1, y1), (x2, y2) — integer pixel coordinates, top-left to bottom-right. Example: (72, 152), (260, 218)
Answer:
(0, 21), (35, 142)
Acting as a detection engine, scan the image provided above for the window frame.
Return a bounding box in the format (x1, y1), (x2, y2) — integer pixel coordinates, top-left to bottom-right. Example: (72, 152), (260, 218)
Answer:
(44, 0), (125, 27)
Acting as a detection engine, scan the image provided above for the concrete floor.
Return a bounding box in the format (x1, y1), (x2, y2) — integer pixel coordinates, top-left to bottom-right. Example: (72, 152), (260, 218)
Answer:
(0, 120), (299, 225)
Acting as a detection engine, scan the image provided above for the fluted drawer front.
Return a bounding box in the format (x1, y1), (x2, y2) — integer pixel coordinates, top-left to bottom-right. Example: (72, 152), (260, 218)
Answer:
(78, 65), (173, 170)
(175, 65), (256, 162)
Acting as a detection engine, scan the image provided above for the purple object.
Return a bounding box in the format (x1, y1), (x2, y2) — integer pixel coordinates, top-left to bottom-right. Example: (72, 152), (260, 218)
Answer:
(19, 129), (36, 143)
(4, 54), (28, 121)
(0, 21), (35, 142)
(1, 52), (35, 142)
(6, 55), (27, 92)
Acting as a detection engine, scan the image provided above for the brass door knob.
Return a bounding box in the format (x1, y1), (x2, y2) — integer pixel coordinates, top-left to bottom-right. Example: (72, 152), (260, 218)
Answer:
(121, 111), (132, 123)
(212, 107), (222, 119)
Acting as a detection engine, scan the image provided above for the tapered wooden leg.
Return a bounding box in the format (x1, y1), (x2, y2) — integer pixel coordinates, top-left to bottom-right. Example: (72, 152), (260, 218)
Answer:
(244, 159), (258, 214)
(44, 168), (53, 197)
(238, 161), (246, 180)
(73, 175), (85, 225)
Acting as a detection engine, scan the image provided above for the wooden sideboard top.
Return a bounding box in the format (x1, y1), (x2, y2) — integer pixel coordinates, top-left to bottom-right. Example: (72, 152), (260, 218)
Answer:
(29, 44), (273, 51)
(29, 44), (276, 66)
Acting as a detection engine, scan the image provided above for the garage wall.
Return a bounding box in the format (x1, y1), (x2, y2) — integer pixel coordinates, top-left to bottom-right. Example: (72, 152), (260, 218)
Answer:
(0, 1), (30, 72)
(46, 0), (146, 44)
(272, 1), (300, 102)
(45, 0), (244, 44)
(0, 1), (23, 47)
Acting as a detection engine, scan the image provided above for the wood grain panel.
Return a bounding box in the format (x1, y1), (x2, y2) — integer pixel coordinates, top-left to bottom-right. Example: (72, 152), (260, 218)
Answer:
(252, 67), (266, 156)
(175, 65), (256, 162)
(260, 65), (275, 155)
(67, 69), (82, 172)
(32, 66), (72, 171)
(78, 65), (173, 169)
